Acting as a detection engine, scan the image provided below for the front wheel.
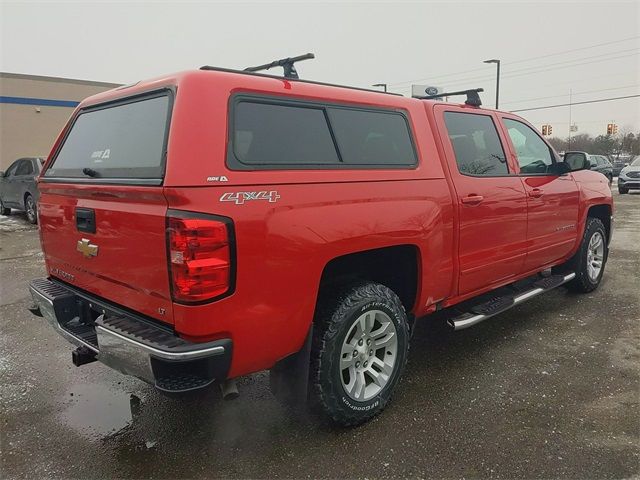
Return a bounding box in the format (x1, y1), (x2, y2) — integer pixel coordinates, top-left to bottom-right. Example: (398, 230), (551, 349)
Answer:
(25, 194), (37, 224)
(309, 282), (410, 426)
(566, 217), (608, 293)
(618, 186), (628, 194)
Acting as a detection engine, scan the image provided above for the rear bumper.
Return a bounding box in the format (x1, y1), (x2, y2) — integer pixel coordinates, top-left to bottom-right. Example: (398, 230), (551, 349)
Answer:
(29, 278), (232, 393)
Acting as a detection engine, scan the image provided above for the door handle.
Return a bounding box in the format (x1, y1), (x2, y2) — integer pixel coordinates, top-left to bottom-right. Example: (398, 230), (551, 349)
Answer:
(461, 195), (484, 205)
(528, 188), (543, 198)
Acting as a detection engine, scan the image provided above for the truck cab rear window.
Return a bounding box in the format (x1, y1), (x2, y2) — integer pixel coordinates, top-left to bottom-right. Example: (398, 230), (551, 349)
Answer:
(44, 93), (170, 182)
(229, 98), (416, 169)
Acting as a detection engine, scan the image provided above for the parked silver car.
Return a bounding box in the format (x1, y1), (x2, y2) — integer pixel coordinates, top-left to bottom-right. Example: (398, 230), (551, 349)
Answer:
(618, 156), (640, 194)
(0, 157), (44, 224)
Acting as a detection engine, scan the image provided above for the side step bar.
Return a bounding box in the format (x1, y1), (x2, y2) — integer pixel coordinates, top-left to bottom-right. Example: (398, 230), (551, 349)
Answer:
(448, 272), (576, 331)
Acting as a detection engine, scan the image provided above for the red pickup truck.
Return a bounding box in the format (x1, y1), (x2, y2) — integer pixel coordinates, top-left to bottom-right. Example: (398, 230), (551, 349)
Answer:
(29, 60), (613, 426)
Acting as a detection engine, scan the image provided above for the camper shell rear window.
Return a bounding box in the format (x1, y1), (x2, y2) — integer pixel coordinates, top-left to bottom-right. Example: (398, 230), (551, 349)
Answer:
(44, 90), (172, 184)
(228, 95), (417, 170)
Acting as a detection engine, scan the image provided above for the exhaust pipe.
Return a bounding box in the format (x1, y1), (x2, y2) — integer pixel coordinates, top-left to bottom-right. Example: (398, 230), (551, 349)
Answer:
(72, 346), (97, 366)
(220, 378), (239, 400)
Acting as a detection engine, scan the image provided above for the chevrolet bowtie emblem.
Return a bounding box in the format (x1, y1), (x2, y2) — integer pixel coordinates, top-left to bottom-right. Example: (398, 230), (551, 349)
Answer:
(76, 238), (98, 258)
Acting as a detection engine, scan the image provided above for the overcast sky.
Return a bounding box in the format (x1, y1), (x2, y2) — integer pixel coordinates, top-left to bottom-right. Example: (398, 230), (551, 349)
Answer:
(1, 0), (638, 136)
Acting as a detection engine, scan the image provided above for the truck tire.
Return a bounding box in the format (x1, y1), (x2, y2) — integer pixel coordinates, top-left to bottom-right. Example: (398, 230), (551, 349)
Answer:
(309, 282), (410, 426)
(0, 197), (10, 216)
(566, 217), (608, 293)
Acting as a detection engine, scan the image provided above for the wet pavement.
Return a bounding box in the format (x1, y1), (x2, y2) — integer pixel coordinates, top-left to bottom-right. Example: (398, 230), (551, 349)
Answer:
(1, 194), (639, 479)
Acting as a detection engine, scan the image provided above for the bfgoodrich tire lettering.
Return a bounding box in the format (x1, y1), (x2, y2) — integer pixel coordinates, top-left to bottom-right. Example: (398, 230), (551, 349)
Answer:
(309, 282), (410, 426)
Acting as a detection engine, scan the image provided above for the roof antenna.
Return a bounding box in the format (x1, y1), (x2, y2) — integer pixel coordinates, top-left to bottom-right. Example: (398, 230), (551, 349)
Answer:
(244, 53), (315, 79)
(418, 88), (484, 107)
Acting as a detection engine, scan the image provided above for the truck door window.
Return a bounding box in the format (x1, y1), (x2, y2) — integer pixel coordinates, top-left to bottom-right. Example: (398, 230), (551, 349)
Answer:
(443, 112), (508, 176)
(503, 119), (554, 174)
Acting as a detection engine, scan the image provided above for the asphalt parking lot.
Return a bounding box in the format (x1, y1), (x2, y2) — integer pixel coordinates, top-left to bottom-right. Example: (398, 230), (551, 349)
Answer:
(1, 190), (638, 479)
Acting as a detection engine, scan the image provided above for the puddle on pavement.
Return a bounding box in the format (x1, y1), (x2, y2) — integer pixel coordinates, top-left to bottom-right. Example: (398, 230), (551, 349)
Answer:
(59, 383), (137, 439)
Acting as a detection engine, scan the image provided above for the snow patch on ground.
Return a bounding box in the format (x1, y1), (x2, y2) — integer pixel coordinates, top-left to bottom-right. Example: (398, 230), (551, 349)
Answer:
(0, 214), (36, 232)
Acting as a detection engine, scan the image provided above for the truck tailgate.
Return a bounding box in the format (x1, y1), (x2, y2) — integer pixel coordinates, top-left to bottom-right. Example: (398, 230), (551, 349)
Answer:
(38, 183), (172, 324)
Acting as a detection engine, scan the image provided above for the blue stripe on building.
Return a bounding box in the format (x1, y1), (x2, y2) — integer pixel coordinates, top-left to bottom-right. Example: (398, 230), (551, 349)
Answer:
(0, 96), (80, 108)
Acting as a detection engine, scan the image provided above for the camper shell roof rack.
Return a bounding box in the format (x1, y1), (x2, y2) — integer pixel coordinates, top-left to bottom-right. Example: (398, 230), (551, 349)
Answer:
(199, 53), (401, 96)
(417, 88), (484, 107)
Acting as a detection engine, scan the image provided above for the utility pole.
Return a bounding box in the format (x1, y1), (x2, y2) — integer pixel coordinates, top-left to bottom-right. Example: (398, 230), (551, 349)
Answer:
(568, 88), (572, 149)
(483, 59), (500, 109)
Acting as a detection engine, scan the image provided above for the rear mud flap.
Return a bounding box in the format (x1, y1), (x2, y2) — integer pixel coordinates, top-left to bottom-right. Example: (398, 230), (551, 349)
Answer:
(269, 325), (313, 405)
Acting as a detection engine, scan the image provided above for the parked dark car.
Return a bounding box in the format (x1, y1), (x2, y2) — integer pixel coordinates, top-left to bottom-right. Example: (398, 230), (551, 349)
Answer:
(0, 157), (44, 224)
(564, 152), (613, 184)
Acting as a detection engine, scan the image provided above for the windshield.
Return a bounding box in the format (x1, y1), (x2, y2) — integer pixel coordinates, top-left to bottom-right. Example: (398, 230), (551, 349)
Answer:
(44, 93), (170, 182)
(631, 157), (640, 166)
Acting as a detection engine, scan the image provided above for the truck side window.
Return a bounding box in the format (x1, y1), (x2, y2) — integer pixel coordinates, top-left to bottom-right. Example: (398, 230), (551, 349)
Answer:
(503, 119), (554, 175)
(327, 108), (416, 165)
(233, 102), (340, 166)
(230, 98), (417, 169)
(443, 112), (508, 176)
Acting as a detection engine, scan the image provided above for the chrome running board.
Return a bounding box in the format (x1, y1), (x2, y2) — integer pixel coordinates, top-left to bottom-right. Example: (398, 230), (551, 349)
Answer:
(448, 272), (576, 331)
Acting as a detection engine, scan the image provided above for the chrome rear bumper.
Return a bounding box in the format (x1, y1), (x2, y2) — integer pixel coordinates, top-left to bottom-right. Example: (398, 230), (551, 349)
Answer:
(29, 278), (232, 393)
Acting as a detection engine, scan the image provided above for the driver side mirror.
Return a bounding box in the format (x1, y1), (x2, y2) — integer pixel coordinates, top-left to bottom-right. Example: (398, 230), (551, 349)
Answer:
(563, 152), (590, 172)
(0, 171), (4, 178)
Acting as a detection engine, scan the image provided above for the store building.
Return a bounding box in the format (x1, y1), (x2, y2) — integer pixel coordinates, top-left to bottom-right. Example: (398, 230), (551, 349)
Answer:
(0, 72), (121, 170)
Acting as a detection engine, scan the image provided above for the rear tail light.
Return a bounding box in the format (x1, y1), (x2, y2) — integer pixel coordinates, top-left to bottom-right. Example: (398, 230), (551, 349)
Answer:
(167, 213), (234, 303)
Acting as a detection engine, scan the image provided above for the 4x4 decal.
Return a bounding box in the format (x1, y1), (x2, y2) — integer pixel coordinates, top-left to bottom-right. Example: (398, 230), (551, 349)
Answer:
(219, 191), (281, 205)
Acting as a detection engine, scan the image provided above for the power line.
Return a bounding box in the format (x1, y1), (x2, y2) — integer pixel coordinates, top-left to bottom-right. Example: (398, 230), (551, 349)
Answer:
(388, 35), (640, 86)
(440, 51), (639, 87)
(501, 84), (640, 106)
(510, 94), (640, 112)
(507, 35), (640, 65)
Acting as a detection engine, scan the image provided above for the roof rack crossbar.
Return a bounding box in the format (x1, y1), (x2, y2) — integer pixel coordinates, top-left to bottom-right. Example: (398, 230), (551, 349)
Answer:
(417, 88), (484, 107)
(243, 53), (315, 79)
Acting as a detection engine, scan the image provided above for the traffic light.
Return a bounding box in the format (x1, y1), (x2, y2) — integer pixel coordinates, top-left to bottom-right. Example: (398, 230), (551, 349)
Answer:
(542, 125), (548, 135)
(612, 124), (618, 135)
(541, 124), (552, 136)
(547, 125), (552, 135)
(607, 123), (613, 135)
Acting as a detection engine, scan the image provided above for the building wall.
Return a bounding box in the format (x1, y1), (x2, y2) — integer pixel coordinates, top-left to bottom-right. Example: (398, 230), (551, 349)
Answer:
(0, 73), (121, 170)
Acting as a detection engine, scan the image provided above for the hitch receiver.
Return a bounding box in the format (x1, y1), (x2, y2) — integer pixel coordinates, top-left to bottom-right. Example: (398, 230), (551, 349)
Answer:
(72, 346), (97, 367)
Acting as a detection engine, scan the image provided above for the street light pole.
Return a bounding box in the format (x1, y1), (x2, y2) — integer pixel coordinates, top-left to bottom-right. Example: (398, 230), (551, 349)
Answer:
(372, 83), (387, 92)
(483, 59), (500, 109)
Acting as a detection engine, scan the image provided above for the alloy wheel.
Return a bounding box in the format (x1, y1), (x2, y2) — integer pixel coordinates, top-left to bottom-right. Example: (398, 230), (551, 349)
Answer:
(339, 309), (398, 401)
(586, 231), (604, 282)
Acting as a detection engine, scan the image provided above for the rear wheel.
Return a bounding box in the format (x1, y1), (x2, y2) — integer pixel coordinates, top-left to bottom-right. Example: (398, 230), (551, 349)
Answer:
(0, 197), (10, 216)
(566, 217), (608, 293)
(309, 282), (410, 426)
(25, 194), (37, 224)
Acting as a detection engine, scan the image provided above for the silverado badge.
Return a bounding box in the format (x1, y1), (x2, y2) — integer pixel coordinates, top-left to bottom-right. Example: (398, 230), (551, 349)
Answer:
(77, 238), (98, 258)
